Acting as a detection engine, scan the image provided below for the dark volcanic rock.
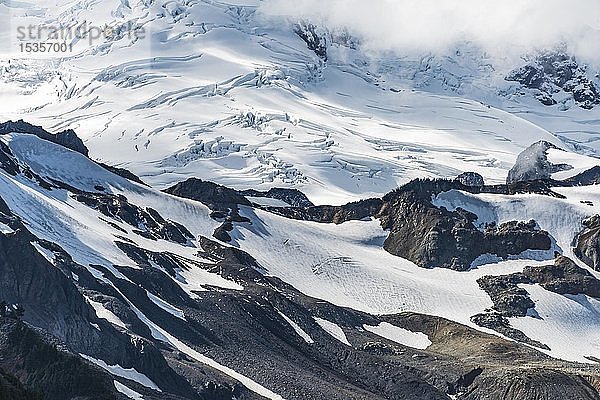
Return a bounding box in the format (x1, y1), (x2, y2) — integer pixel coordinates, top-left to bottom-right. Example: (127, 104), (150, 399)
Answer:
(476, 274), (534, 317)
(267, 197), (383, 224)
(563, 166), (600, 186)
(0, 120), (89, 156)
(462, 368), (600, 400)
(238, 187), (314, 208)
(506, 51), (600, 109)
(165, 178), (250, 209)
(73, 191), (193, 244)
(164, 178), (251, 242)
(0, 367), (39, 400)
(0, 318), (118, 400)
(455, 172), (484, 188)
(378, 181), (551, 270)
(575, 215), (600, 271)
(293, 21), (328, 60)
(524, 255), (600, 297)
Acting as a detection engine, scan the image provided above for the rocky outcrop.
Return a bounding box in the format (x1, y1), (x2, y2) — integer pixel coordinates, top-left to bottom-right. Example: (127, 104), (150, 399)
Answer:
(506, 141), (571, 184)
(575, 215), (600, 271)
(476, 274), (534, 317)
(455, 172), (484, 188)
(164, 178), (251, 242)
(0, 120), (89, 156)
(266, 197), (383, 224)
(506, 51), (600, 109)
(473, 255), (600, 349)
(165, 178), (250, 209)
(73, 192), (193, 244)
(524, 255), (600, 297)
(0, 318), (119, 400)
(238, 187), (314, 207)
(293, 22), (328, 60)
(378, 181), (551, 270)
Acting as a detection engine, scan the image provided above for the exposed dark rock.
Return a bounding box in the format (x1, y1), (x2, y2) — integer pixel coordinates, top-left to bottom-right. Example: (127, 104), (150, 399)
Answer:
(72, 191), (193, 244)
(96, 162), (147, 185)
(506, 141), (571, 184)
(455, 172), (484, 188)
(524, 255), (600, 298)
(378, 181), (551, 270)
(461, 368), (600, 400)
(0, 119), (89, 156)
(213, 221), (234, 242)
(0, 318), (119, 400)
(266, 197), (383, 224)
(563, 166), (600, 186)
(575, 215), (600, 271)
(477, 274), (534, 317)
(0, 367), (40, 400)
(238, 187), (314, 208)
(165, 178), (250, 209)
(506, 51), (600, 109)
(293, 22), (328, 60)
(164, 178), (251, 242)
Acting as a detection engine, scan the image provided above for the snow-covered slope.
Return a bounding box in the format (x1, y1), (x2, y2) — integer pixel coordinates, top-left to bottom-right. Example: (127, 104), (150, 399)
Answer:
(2, 0), (599, 205)
(2, 1), (600, 398)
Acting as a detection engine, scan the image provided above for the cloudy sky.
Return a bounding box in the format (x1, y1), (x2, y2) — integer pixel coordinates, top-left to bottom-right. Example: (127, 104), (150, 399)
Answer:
(259, 0), (600, 62)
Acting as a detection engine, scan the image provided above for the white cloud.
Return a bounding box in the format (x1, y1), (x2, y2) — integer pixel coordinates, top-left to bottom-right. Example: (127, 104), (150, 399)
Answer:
(258, 0), (600, 63)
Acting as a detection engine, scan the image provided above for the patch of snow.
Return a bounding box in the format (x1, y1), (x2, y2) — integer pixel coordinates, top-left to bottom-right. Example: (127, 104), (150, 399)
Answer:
(510, 284), (600, 363)
(363, 322), (431, 350)
(114, 381), (143, 400)
(546, 148), (600, 180)
(85, 296), (127, 329)
(31, 241), (55, 263)
(146, 291), (185, 320)
(0, 222), (14, 234)
(276, 310), (313, 344)
(246, 196), (291, 208)
(80, 354), (161, 392)
(314, 317), (351, 346)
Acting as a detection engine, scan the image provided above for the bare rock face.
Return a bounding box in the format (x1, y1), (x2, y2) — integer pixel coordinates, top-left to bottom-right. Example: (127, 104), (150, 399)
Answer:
(524, 255), (600, 298)
(293, 21), (328, 60)
(575, 215), (600, 271)
(462, 368), (600, 400)
(379, 181), (552, 271)
(506, 141), (571, 184)
(473, 255), (600, 350)
(0, 120), (89, 156)
(506, 51), (600, 109)
(455, 172), (484, 188)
